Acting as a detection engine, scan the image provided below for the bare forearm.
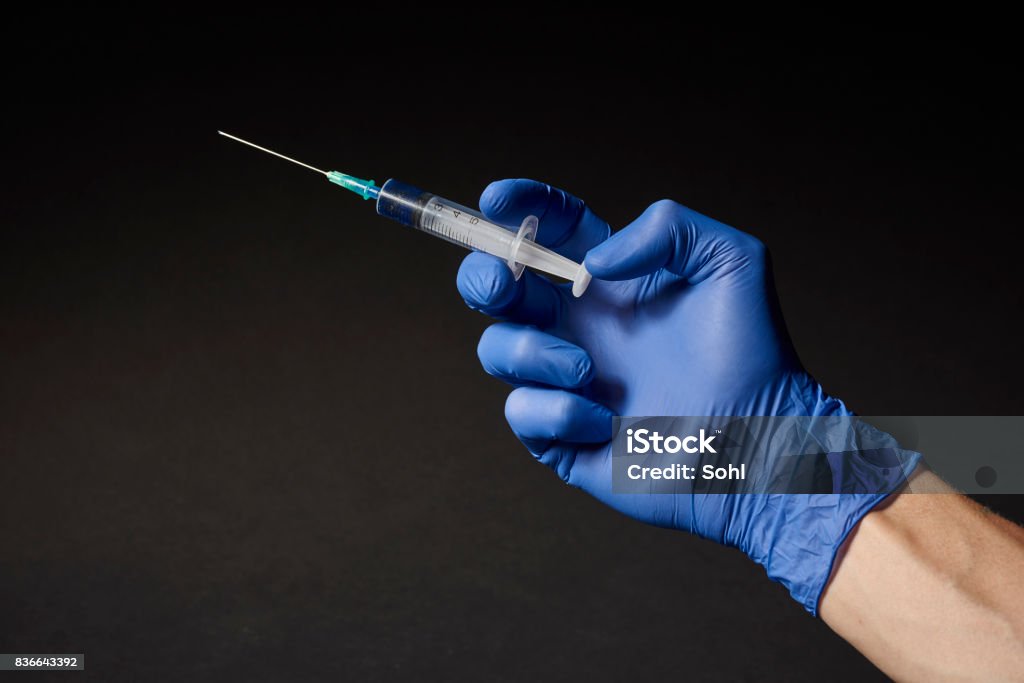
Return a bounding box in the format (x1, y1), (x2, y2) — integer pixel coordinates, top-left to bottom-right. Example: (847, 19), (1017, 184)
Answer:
(819, 470), (1024, 681)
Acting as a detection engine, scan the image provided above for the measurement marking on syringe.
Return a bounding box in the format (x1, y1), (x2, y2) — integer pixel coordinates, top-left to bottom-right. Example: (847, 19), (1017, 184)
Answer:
(423, 214), (475, 249)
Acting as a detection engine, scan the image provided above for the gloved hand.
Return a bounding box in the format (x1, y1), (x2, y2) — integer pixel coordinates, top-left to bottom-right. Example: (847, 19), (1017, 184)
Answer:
(457, 179), (916, 615)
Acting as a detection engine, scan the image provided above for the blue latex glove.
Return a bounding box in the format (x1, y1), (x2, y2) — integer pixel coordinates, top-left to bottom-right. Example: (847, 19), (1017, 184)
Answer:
(458, 179), (916, 615)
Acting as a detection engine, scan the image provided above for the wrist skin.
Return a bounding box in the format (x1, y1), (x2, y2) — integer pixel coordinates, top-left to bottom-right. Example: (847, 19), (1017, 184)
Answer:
(818, 469), (1024, 680)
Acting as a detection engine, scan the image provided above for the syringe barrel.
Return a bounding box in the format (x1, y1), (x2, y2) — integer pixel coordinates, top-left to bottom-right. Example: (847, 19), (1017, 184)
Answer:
(374, 178), (591, 296)
(376, 178), (515, 254)
(375, 179), (431, 229)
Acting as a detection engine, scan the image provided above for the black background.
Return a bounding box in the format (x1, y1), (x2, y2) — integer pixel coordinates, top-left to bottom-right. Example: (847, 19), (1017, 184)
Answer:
(2, 15), (1022, 681)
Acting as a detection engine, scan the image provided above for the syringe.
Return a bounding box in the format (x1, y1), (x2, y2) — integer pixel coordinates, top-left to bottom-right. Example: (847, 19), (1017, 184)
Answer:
(218, 132), (592, 296)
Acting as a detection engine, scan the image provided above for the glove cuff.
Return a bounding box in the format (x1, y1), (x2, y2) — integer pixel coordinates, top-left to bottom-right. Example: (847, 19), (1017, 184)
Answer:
(747, 489), (911, 615)
(741, 385), (921, 616)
